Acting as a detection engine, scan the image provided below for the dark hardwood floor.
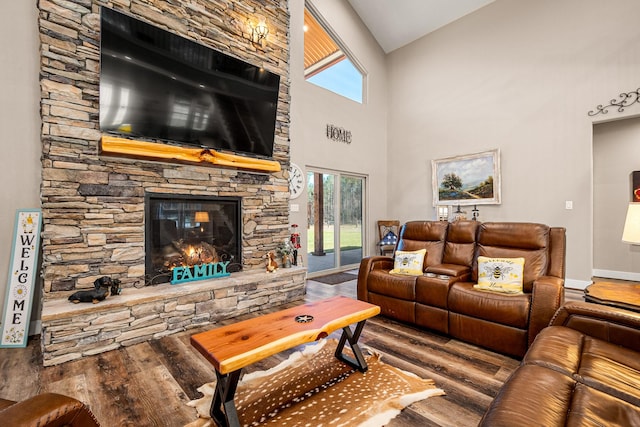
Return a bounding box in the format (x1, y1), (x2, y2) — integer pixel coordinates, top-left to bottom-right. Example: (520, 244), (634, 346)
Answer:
(0, 279), (585, 426)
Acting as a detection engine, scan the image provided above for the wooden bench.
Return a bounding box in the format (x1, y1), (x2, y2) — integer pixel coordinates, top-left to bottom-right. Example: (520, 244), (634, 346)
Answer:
(190, 296), (380, 427)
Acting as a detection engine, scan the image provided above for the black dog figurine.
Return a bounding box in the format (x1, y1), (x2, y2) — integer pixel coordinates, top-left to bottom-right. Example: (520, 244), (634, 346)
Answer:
(68, 276), (121, 304)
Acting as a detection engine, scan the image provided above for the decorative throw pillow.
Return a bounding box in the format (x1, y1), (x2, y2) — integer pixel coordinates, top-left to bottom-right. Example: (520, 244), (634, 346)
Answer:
(380, 230), (397, 246)
(390, 249), (427, 276)
(475, 256), (525, 294)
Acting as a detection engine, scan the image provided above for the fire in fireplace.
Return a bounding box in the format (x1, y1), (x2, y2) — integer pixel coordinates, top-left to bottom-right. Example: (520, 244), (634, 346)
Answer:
(145, 193), (242, 284)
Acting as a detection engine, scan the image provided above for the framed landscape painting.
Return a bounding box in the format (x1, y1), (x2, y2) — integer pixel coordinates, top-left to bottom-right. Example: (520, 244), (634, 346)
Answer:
(432, 149), (501, 206)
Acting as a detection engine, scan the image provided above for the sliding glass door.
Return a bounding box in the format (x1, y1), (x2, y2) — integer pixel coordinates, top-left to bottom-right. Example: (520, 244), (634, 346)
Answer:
(307, 169), (365, 274)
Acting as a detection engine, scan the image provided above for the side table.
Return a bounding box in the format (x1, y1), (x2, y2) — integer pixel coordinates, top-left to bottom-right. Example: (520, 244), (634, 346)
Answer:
(584, 281), (640, 313)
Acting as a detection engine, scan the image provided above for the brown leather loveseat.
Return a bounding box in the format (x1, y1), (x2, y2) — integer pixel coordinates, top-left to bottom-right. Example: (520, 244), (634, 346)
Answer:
(480, 301), (640, 425)
(0, 392), (100, 426)
(357, 220), (566, 357)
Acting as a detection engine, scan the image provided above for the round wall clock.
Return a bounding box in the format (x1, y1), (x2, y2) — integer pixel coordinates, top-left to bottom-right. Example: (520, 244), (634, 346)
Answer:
(288, 163), (305, 199)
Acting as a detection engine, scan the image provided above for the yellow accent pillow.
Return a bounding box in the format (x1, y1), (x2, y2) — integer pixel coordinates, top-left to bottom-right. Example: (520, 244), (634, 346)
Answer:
(390, 249), (427, 276)
(475, 256), (525, 294)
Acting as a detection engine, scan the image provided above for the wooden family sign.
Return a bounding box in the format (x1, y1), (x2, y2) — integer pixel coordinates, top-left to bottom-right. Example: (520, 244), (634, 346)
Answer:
(1, 209), (42, 348)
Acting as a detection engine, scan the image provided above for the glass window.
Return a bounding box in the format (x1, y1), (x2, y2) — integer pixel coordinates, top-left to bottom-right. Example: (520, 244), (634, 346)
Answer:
(304, 6), (364, 103)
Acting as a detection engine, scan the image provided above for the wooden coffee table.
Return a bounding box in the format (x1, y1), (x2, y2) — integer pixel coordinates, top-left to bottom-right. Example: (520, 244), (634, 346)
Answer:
(190, 296), (380, 427)
(584, 281), (640, 312)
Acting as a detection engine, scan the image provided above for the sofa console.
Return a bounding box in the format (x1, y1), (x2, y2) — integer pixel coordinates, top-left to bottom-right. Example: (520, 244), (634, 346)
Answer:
(357, 220), (566, 358)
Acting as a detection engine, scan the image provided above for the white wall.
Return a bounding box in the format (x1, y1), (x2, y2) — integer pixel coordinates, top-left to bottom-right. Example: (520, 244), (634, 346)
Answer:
(593, 116), (640, 280)
(289, 0), (388, 262)
(0, 3), (41, 326)
(386, 0), (640, 287)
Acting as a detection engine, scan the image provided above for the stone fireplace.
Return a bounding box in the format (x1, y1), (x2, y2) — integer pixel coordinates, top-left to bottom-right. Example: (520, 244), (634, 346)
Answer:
(145, 193), (242, 285)
(37, 0), (304, 366)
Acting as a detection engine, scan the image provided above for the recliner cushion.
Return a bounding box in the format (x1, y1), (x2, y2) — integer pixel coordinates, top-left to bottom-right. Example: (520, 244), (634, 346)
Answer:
(396, 221), (448, 267)
(475, 222), (550, 292)
(448, 282), (530, 328)
(442, 220), (479, 266)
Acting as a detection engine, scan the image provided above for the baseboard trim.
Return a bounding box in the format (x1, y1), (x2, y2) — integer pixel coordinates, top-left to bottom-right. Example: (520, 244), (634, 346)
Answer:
(592, 269), (640, 282)
(565, 278), (591, 290)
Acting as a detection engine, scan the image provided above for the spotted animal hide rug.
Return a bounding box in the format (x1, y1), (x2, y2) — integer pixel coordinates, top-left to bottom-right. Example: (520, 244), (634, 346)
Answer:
(185, 339), (445, 427)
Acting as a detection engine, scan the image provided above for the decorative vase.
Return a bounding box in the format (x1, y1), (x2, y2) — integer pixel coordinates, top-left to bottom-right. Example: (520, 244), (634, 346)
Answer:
(282, 256), (292, 268)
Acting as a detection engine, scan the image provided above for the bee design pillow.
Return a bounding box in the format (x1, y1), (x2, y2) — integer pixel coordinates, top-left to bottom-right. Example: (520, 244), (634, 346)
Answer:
(475, 256), (525, 294)
(390, 249), (427, 276)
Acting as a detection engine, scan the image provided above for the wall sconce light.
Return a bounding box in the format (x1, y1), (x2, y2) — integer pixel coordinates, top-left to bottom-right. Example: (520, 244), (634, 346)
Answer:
(248, 18), (269, 44)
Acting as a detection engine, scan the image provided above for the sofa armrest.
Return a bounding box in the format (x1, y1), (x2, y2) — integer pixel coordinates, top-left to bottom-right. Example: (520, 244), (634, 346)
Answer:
(527, 276), (564, 347)
(0, 393), (100, 426)
(550, 301), (640, 352)
(357, 255), (394, 301)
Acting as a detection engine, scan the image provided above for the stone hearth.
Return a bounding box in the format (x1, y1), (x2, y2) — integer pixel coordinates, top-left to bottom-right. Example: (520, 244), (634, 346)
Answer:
(41, 267), (305, 366)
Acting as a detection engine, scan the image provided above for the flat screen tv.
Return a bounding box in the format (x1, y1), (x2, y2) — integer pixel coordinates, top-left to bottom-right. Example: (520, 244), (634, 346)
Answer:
(99, 7), (280, 158)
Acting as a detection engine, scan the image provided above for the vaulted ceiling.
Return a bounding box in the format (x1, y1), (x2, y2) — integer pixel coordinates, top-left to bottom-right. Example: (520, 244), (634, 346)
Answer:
(303, 0), (495, 74)
(348, 0), (495, 53)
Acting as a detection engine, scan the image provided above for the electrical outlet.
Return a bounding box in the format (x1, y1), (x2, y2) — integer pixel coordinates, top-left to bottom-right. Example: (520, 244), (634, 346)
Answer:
(565, 201), (573, 210)
(290, 203), (299, 212)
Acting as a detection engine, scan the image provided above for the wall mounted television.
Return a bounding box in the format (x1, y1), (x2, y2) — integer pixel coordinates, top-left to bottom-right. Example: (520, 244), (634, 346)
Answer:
(99, 7), (280, 159)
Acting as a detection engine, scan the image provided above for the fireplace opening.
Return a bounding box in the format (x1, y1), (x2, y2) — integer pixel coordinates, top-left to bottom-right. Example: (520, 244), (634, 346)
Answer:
(145, 193), (242, 285)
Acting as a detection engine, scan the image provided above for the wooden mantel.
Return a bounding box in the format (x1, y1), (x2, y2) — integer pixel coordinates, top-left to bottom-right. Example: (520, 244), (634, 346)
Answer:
(101, 135), (281, 172)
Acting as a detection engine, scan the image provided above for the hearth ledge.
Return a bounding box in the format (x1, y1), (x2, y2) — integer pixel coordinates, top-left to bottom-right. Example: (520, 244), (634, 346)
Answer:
(40, 267), (307, 366)
(41, 267), (307, 321)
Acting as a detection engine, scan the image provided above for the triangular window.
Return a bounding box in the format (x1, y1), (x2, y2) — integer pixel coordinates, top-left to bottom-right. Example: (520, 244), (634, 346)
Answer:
(304, 6), (364, 104)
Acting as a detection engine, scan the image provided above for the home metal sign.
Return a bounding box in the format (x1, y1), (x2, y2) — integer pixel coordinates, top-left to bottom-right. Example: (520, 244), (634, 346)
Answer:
(1, 209), (42, 348)
(326, 124), (352, 144)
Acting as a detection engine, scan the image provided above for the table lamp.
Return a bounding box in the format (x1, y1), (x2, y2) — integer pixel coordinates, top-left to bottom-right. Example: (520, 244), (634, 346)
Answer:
(622, 203), (640, 244)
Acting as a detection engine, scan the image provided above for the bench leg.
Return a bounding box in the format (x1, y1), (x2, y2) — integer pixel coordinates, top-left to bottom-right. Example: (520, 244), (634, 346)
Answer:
(210, 369), (242, 427)
(335, 320), (368, 372)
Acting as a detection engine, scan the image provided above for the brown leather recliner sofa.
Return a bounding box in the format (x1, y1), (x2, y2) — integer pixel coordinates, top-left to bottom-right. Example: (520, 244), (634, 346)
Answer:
(357, 220), (566, 358)
(480, 301), (640, 425)
(0, 392), (100, 426)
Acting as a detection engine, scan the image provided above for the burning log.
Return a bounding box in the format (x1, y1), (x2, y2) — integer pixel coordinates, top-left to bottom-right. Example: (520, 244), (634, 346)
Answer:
(172, 240), (220, 267)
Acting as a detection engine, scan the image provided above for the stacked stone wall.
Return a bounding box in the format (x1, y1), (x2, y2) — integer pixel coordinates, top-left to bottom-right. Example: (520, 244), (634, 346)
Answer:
(38, 0), (291, 295)
(36, 0), (301, 364)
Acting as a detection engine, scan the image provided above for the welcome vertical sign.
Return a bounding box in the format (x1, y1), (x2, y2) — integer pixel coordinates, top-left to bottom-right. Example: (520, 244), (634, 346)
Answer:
(0, 209), (42, 347)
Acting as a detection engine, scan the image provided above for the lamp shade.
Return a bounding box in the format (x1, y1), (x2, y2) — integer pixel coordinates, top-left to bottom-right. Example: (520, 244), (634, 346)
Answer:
(622, 203), (640, 244)
(194, 211), (210, 223)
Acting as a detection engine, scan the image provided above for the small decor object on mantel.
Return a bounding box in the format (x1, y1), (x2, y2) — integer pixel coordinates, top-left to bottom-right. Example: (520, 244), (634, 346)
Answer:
(452, 205), (467, 221)
(278, 239), (293, 268)
(68, 276), (122, 304)
(436, 205), (450, 221)
(472, 205), (480, 221)
(266, 252), (278, 273)
(290, 224), (301, 266)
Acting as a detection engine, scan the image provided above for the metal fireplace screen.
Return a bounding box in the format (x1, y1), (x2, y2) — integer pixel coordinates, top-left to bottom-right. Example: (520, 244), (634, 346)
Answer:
(145, 194), (242, 285)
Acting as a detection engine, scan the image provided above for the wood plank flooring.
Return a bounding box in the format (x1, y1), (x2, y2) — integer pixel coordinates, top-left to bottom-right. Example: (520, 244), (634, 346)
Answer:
(0, 280), (584, 426)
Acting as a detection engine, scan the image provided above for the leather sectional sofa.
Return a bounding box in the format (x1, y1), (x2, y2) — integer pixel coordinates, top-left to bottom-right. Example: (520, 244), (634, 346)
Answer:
(480, 301), (640, 425)
(0, 392), (100, 426)
(357, 220), (566, 358)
